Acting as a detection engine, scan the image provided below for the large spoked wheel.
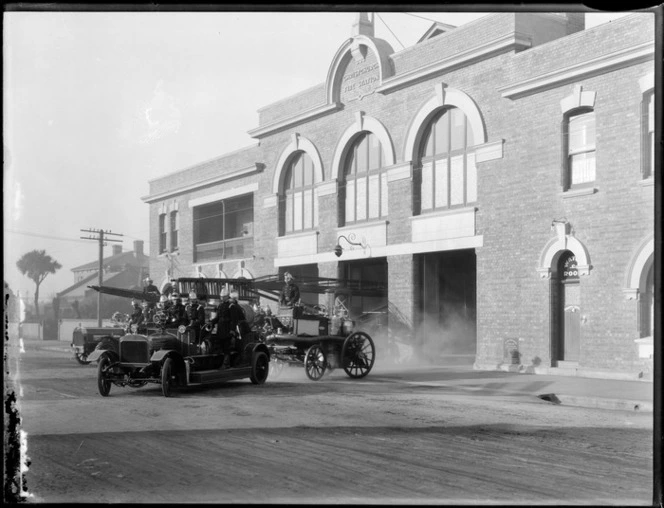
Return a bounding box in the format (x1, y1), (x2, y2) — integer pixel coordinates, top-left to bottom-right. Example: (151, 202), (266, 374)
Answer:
(342, 331), (375, 379)
(161, 358), (175, 397)
(75, 352), (91, 365)
(304, 344), (327, 381)
(97, 355), (112, 397)
(250, 351), (269, 385)
(269, 359), (285, 380)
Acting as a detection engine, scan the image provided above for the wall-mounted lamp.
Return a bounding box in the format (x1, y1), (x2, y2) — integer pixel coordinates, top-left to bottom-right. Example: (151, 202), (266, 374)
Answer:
(334, 233), (367, 257)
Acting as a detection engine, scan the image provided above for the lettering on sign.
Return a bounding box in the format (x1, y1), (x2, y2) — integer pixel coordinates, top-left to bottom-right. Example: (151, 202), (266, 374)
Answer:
(341, 61), (380, 102)
(562, 253), (579, 280)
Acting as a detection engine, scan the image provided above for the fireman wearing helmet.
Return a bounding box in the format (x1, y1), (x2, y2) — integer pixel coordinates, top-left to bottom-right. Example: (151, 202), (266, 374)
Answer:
(129, 299), (144, 328)
(208, 287), (233, 368)
(168, 292), (187, 327)
(185, 291), (206, 343)
(279, 272), (300, 308)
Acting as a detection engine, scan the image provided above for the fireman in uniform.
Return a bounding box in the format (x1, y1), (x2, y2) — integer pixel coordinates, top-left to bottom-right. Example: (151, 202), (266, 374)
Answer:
(168, 292), (187, 327)
(279, 272), (300, 308)
(128, 299), (144, 330)
(208, 287), (232, 368)
(185, 291), (206, 343)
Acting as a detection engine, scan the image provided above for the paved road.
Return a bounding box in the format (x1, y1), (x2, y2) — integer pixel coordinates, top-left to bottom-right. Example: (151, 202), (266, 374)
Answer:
(7, 340), (654, 504)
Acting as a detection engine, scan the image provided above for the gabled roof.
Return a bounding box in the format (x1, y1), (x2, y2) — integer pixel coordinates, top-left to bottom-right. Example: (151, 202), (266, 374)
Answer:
(72, 250), (149, 272)
(58, 267), (144, 298)
(417, 21), (457, 43)
(57, 272), (98, 297)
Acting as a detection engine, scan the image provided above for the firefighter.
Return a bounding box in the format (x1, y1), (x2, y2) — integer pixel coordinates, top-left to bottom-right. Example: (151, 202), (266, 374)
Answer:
(208, 287), (232, 368)
(279, 272), (300, 308)
(128, 299), (144, 329)
(168, 292), (187, 327)
(185, 291), (206, 343)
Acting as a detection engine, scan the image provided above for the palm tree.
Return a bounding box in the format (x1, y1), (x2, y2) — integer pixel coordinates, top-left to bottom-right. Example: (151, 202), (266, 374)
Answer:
(16, 250), (62, 319)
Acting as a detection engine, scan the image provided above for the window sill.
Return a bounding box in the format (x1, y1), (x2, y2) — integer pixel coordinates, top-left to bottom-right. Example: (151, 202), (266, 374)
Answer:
(281, 230), (320, 239)
(638, 177), (654, 187)
(560, 186), (597, 199)
(411, 205), (478, 220)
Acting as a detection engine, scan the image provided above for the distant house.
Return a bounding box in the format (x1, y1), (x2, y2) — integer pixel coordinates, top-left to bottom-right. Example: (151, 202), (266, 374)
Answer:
(57, 240), (150, 309)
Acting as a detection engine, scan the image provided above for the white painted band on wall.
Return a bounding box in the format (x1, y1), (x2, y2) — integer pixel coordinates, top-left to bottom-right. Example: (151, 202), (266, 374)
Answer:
(188, 182), (259, 208)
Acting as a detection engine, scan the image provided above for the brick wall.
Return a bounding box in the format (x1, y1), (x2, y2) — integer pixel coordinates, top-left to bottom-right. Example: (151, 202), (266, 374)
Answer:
(145, 13), (654, 377)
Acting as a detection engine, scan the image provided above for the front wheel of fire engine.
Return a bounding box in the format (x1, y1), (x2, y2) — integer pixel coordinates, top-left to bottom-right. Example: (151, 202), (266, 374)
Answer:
(97, 355), (112, 397)
(75, 353), (91, 365)
(250, 351), (269, 385)
(342, 331), (375, 379)
(304, 344), (327, 381)
(161, 357), (175, 397)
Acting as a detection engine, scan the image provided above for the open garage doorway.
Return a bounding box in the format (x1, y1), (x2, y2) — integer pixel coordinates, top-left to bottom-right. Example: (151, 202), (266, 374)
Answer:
(416, 249), (477, 359)
(338, 258), (388, 319)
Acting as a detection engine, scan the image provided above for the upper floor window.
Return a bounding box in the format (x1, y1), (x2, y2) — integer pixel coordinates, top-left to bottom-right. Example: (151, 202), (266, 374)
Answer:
(563, 109), (595, 190)
(342, 132), (388, 225)
(417, 107), (476, 213)
(170, 210), (179, 252)
(642, 91), (655, 179)
(281, 151), (318, 235)
(159, 213), (167, 254)
(193, 194), (254, 262)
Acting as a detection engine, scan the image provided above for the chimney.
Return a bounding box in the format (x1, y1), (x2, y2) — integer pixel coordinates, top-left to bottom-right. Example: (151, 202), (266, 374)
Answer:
(133, 240), (144, 256)
(352, 12), (374, 37)
(112, 245), (123, 256)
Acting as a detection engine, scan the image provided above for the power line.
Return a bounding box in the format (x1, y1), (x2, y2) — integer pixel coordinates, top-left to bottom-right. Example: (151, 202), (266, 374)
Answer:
(402, 12), (447, 24)
(376, 13), (405, 50)
(4, 228), (91, 244)
(80, 228), (124, 326)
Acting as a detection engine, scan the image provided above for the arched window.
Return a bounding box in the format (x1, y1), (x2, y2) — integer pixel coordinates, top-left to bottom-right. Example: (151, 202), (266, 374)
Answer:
(563, 108), (596, 190)
(281, 151), (318, 234)
(417, 107), (476, 213)
(342, 132), (388, 224)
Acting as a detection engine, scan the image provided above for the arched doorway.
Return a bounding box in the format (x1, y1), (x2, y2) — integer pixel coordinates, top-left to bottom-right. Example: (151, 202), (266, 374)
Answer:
(553, 250), (581, 365)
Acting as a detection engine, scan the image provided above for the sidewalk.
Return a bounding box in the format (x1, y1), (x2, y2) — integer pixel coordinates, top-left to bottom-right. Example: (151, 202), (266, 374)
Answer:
(373, 363), (654, 412)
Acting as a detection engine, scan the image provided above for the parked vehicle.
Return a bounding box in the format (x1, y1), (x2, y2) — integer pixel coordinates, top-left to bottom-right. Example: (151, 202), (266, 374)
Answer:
(71, 323), (125, 365)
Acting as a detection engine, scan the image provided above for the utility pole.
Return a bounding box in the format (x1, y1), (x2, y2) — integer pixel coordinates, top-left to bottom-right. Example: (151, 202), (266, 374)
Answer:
(80, 228), (123, 326)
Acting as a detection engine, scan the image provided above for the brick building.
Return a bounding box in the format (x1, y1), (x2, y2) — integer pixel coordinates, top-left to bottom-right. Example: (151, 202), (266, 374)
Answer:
(142, 12), (656, 379)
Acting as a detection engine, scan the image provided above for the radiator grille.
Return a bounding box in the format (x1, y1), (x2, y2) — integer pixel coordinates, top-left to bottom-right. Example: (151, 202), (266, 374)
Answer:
(120, 340), (149, 363)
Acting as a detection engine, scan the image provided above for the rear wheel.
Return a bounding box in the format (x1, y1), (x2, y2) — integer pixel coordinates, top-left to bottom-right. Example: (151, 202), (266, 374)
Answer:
(97, 355), (112, 397)
(304, 344), (327, 381)
(161, 358), (175, 397)
(342, 331), (375, 379)
(250, 351), (269, 385)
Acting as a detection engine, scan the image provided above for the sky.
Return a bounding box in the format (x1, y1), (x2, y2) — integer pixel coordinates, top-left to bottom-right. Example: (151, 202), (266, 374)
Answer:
(3, 7), (634, 303)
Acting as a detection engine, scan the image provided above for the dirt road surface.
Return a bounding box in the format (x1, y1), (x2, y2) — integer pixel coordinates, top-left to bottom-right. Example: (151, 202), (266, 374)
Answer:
(6, 339), (653, 504)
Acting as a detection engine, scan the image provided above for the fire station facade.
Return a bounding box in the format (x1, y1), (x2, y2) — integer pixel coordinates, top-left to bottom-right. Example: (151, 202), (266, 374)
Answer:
(143, 12), (656, 379)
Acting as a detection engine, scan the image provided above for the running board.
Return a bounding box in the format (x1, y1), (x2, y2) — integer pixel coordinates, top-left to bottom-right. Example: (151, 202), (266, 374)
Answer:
(189, 367), (252, 384)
